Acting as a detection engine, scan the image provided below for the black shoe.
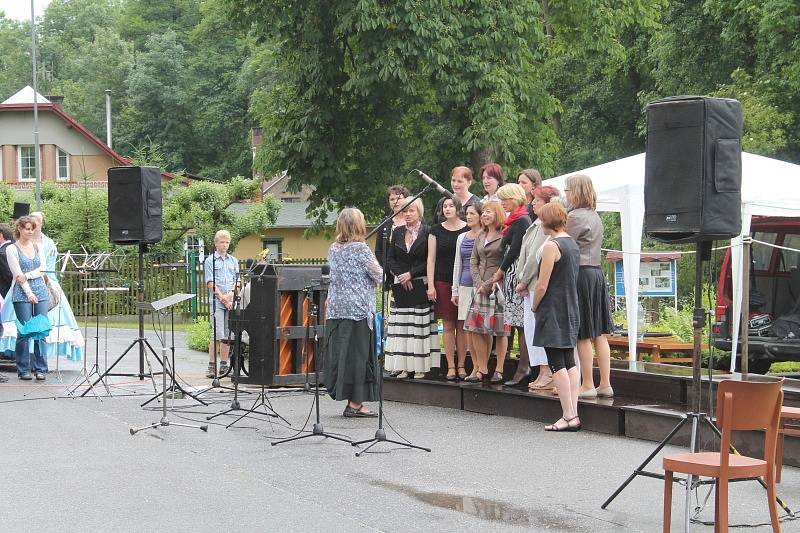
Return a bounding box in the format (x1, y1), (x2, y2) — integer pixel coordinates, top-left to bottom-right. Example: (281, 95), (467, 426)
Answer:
(343, 405), (378, 418)
(490, 371), (504, 384)
(504, 370), (533, 387)
(19, 373), (33, 381)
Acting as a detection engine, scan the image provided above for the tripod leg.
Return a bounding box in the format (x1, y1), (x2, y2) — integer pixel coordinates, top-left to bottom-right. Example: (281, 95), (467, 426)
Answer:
(381, 438), (432, 452)
(354, 440), (382, 457)
(602, 415), (689, 509)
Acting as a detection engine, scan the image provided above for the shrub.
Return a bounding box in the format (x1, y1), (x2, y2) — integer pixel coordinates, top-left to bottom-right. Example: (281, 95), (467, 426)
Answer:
(768, 361), (800, 374)
(187, 318), (211, 352)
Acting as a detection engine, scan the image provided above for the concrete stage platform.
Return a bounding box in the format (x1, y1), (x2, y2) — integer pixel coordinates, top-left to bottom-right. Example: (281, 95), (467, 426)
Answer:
(384, 362), (800, 468)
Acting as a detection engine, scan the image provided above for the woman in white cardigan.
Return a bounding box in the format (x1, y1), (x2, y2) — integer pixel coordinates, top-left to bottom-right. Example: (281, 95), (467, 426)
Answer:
(451, 201), (483, 381)
(515, 185), (561, 390)
(3, 216), (50, 380)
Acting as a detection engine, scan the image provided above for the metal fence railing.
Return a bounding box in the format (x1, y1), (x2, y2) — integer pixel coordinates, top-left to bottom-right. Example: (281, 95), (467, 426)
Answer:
(58, 251), (327, 319)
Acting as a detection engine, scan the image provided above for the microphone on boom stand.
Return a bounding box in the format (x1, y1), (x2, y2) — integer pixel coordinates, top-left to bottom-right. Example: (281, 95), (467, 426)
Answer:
(414, 169), (453, 199)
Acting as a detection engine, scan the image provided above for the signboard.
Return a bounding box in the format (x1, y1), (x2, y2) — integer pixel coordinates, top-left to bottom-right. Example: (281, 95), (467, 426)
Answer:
(614, 259), (677, 298)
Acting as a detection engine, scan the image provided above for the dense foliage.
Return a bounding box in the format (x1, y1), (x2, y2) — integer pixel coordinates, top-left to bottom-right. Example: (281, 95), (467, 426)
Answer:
(2, 0), (799, 297)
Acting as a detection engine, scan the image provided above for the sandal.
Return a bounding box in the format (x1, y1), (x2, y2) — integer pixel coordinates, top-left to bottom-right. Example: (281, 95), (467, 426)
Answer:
(544, 416), (580, 432)
(489, 371), (504, 384)
(464, 371), (485, 383)
(445, 369), (458, 382)
(457, 366), (467, 380)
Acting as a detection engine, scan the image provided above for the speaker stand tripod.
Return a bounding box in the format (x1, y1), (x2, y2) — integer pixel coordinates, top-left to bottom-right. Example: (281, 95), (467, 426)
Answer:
(81, 245), (159, 397)
(273, 293), (352, 446)
(352, 199), (433, 457)
(601, 242), (793, 529)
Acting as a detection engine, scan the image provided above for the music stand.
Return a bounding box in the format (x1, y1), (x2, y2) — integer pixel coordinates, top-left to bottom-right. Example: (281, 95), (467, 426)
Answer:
(130, 293), (208, 435)
(138, 293), (207, 408)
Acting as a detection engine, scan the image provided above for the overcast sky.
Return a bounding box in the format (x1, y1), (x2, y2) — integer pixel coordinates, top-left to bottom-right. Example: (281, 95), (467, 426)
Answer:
(0, 0), (52, 22)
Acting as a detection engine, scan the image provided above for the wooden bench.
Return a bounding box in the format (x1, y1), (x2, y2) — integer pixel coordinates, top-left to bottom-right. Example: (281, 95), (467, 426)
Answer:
(604, 334), (701, 364)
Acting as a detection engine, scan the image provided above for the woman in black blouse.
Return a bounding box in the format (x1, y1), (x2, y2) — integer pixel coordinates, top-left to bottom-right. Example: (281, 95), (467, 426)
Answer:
(491, 183), (533, 386)
(427, 197), (468, 380)
(384, 198), (440, 379)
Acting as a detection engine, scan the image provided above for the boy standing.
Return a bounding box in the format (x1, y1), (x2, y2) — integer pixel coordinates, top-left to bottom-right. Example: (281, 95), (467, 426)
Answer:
(203, 230), (239, 378)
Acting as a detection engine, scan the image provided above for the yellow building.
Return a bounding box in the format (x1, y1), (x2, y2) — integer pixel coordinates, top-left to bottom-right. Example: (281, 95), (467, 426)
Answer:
(235, 200), (336, 261)
(234, 200), (378, 262)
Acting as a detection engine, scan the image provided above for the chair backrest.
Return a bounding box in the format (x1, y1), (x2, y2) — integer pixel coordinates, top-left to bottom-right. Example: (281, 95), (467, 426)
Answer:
(716, 378), (784, 464)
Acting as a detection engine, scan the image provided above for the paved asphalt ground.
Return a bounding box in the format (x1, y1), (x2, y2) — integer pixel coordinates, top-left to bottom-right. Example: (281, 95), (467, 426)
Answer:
(1, 328), (800, 532)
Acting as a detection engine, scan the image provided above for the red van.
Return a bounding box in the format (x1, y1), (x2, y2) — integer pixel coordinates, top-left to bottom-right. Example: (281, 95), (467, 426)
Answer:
(713, 216), (800, 373)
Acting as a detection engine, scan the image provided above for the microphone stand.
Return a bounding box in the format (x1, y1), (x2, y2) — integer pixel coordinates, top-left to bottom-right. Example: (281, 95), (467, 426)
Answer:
(352, 182), (432, 456)
(272, 283), (352, 446)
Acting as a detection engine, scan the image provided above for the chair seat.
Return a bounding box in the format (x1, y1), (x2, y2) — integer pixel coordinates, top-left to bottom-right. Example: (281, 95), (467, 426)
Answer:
(664, 452), (767, 478)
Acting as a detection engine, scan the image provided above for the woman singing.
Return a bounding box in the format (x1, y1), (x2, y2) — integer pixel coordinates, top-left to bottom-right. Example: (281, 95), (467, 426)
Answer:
(516, 185), (561, 391)
(452, 201), (483, 381)
(491, 183), (532, 387)
(384, 199), (439, 379)
(480, 163), (504, 204)
(532, 203), (581, 431)
(3, 216), (50, 380)
(426, 197), (468, 380)
(464, 201), (510, 383)
(324, 208), (382, 417)
(565, 174), (614, 399)
(433, 166), (479, 224)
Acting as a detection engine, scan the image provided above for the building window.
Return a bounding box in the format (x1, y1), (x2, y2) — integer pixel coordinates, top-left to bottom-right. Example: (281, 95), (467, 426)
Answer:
(57, 148), (69, 181)
(18, 146), (36, 181)
(262, 238), (283, 262)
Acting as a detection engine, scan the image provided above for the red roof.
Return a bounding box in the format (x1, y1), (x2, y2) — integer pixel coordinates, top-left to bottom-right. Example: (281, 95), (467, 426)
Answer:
(0, 102), (190, 183)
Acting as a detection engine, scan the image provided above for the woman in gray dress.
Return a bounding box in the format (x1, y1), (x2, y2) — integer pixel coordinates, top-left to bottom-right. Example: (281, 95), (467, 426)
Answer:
(532, 203), (581, 432)
(324, 208), (383, 417)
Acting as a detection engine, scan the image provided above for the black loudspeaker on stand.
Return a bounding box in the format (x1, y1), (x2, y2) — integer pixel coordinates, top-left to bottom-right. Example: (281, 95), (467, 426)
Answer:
(351, 182), (433, 457)
(108, 166), (163, 245)
(272, 272), (353, 447)
(644, 96), (742, 243)
(604, 97), (793, 527)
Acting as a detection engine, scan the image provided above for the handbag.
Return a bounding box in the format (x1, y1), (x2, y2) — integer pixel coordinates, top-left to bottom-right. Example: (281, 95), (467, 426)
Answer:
(44, 276), (60, 311)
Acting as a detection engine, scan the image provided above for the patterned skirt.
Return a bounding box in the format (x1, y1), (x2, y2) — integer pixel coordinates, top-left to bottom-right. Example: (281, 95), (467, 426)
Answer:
(463, 287), (511, 337)
(384, 301), (440, 373)
(502, 263), (524, 328)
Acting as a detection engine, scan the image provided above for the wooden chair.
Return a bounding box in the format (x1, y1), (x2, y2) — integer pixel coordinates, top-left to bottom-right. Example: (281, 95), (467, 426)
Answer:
(776, 406), (800, 483)
(662, 379), (784, 532)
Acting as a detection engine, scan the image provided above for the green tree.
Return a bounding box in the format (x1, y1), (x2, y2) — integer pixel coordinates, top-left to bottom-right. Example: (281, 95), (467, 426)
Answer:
(51, 27), (134, 139)
(39, 0), (124, 83)
(227, 0), (662, 223)
(0, 16), (31, 100)
(184, 0), (252, 179)
(159, 176), (280, 253)
(117, 30), (191, 171)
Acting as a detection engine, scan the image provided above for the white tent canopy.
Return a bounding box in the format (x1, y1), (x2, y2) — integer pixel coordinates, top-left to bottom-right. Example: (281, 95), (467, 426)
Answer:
(543, 152), (800, 369)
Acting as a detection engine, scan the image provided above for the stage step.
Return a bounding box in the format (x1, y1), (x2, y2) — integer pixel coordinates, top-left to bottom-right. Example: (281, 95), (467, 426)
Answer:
(383, 368), (800, 468)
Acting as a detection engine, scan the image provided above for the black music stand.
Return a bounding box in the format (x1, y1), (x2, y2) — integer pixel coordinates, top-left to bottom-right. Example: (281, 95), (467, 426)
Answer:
(130, 293), (208, 435)
(139, 293), (207, 407)
(205, 308), (252, 420)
